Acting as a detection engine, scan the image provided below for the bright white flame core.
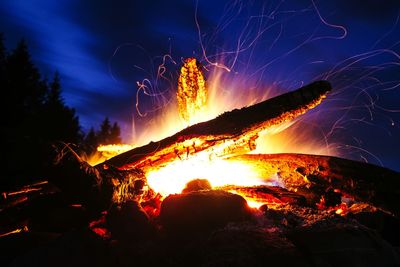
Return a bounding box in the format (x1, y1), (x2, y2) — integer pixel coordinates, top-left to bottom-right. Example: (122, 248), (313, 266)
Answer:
(146, 156), (266, 197)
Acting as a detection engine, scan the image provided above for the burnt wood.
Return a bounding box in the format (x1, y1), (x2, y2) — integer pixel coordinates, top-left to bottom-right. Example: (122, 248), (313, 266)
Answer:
(228, 153), (400, 217)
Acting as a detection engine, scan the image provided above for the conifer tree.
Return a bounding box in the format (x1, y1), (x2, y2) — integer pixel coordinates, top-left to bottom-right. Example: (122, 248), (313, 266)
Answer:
(84, 127), (98, 154)
(83, 118), (123, 153)
(98, 117), (111, 145)
(3, 39), (48, 186)
(6, 40), (46, 117)
(44, 72), (81, 143)
(0, 34), (7, 117)
(0, 33), (6, 80)
(110, 122), (122, 144)
(2, 38), (82, 188)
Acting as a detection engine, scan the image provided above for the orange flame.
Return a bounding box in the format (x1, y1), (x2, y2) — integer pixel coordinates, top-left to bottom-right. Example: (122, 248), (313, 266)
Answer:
(85, 144), (135, 166)
(177, 58), (207, 123)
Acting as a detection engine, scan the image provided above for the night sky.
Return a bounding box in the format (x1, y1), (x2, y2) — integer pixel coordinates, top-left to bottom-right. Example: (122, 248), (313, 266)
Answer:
(1, 0), (400, 171)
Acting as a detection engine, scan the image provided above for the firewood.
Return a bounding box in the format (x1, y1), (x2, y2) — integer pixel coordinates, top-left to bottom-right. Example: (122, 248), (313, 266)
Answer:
(218, 185), (307, 206)
(47, 144), (146, 214)
(102, 80), (331, 171)
(227, 153), (400, 216)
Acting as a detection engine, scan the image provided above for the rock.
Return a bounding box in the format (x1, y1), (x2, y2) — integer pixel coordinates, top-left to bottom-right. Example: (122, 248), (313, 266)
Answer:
(106, 200), (155, 241)
(182, 179), (212, 193)
(160, 190), (252, 235)
(0, 232), (60, 266)
(203, 228), (308, 267)
(265, 209), (300, 228)
(9, 229), (116, 267)
(27, 194), (88, 233)
(347, 205), (400, 246)
(288, 224), (400, 266)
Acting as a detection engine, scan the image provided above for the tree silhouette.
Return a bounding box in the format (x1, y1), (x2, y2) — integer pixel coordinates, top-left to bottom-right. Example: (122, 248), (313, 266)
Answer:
(2, 40), (46, 187)
(1, 37), (82, 189)
(81, 118), (123, 155)
(0, 33), (6, 83)
(83, 127), (98, 155)
(0, 35), (122, 189)
(47, 72), (62, 104)
(43, 72), (82, 143)
(110, 122), (122, 144)
(96, 117), (122, 145)
(98, 117), (112, 145)
(0, 34), (7, 118)
(6, 40), (46, 114)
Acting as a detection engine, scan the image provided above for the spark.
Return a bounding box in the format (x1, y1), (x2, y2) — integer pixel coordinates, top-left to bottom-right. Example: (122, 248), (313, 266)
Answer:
(134, 54), (177, 117)
(108, 42), (136, 83)
(310, 0), (347, 40)
(195, 0), (232, 72)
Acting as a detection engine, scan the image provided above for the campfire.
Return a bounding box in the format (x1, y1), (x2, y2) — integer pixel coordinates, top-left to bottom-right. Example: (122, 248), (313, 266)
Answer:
(102, 58), (330, 204)
(2, 58), (400, 266)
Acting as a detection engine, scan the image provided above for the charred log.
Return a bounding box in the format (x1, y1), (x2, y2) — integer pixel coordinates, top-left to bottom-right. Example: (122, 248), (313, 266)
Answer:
(218, 185), (307, 206)
(47, 145), (146, 214)
(227, 153), (400, 217)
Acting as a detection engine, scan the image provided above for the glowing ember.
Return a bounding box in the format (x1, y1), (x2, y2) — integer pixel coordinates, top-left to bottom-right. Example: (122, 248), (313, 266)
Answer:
(226, 191), (266, 209)
(245, 200), (265, 209)
(0, 226), (29, 238)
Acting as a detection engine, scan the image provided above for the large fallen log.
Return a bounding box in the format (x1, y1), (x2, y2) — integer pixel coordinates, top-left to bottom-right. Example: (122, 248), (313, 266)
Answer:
(226, 153), (400, 216)
(103, 80), (331, 171)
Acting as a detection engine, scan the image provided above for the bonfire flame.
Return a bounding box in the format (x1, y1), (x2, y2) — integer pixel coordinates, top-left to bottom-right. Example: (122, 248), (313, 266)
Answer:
(177, 58), (207, 123)
(148, 58), (267, 204)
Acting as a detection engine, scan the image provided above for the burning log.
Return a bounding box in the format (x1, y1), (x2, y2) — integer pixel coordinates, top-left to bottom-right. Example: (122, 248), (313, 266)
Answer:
(102, 80), (331, 171)
(219, 185), (307, 207)
(227, 153), (400, 216)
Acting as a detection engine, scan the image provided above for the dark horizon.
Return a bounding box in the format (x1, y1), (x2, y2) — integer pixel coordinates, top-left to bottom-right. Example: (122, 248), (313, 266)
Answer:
(1, 0), (400, 171)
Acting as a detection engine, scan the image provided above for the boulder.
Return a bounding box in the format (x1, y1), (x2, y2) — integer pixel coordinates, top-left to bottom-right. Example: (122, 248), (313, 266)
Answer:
(160, 190), (252, 235)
